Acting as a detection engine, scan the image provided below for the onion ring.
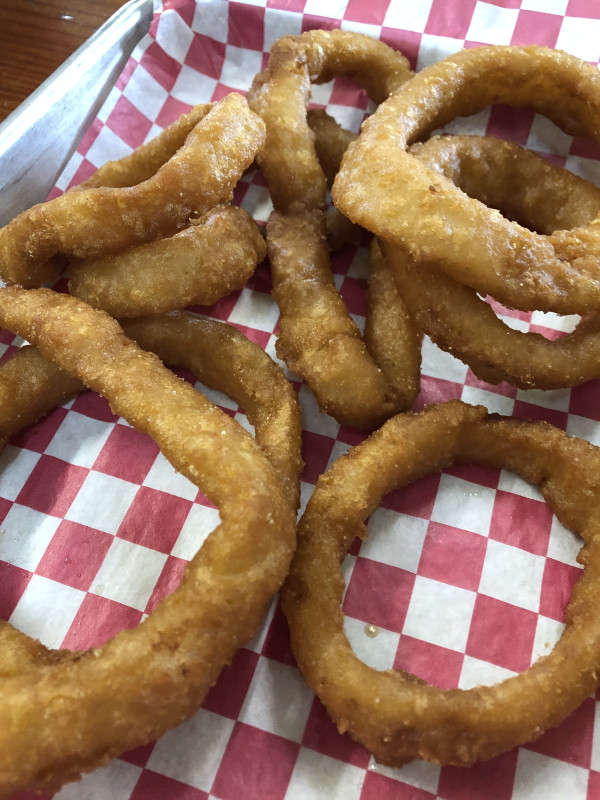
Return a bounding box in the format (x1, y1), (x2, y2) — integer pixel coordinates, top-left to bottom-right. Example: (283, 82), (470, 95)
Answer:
(0, 307), (302, 689)
(384, 135), (600, 388)
(333, 45), (600, 314)
(282, 399), (600, 766)
(305, 117), (600, 388)
(408, 134), (600, 236)
(68, 204), (266, 318)
(249, 30), (416, 429)
(0, 308), (302, 694)
(0, 288), (296, 796)
(0, 93), (264, 288)
(385, 247), (600, 389)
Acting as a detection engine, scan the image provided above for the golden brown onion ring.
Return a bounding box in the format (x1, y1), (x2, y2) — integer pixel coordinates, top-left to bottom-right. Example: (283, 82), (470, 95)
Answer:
(249, 30), (416, 430)
(0, 288), (295, 797)
(384, 135), (600, 389)
(409, 134), (600, 235)
(0, 309), (303, 692)
(250, 30), (412, 213)
(333, 45), (600, 314)
(0, 93), (264, 288)
(386, 245), (600, 389)
(283, 400), (600, 766)
(305, 119), (600, 388)
(68, 204), (266, 318)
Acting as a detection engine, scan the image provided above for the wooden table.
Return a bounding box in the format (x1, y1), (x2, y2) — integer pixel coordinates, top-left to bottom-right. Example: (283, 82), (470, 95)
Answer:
(0, 0), (125, 122)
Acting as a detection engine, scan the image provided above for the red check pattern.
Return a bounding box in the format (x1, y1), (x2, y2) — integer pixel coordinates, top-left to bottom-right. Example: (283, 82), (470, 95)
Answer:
(6, 1), (600, 799)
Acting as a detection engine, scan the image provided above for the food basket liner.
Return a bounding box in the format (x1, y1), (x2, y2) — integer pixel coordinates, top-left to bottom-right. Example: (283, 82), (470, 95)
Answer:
(4, 0), (600, 798)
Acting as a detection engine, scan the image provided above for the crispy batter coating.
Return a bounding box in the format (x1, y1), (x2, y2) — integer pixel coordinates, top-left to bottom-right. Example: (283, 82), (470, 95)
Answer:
(75, 103), (211, 190)
(384, 135), (600, 389)
(0, 623), (75, 679)
(0, 289), (296, 797)
(122, 312), (303, 509)
(69, 204), (266, 318)
(249, 30), (416, 429)
(282, 400), (600, 766)
(267, 208), (408, 429)
(364, 241), (421, 409)
(410, 134), (600, 235)
(307, 110), (362, 249)
(0, 94), (265, 288)
(250, 30), (411, 213)
(333, 45), (600, 314)
(307, 109), (357, 192)
(0, 345), (83, 440)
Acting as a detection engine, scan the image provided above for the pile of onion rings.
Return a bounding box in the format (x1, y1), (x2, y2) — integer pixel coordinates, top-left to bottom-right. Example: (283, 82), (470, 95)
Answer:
(269, 36), (600, 771)
(4, 24), (600, 795)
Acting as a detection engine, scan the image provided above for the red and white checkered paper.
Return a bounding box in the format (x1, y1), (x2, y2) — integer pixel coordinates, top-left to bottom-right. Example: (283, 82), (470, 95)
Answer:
(5, 0), (600, 798)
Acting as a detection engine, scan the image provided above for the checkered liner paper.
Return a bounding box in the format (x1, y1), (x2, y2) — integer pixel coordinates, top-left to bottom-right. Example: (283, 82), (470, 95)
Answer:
(5, 0), (600, 798)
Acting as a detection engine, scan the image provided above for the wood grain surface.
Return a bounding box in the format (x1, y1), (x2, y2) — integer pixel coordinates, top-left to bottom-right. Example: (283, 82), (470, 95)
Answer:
(0, 0), (125, 122)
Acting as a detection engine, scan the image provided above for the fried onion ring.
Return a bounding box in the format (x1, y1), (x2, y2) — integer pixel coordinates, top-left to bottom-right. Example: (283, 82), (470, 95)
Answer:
(0, 308), (302, 694)
(384, 135), (600, 389)
(0, 93), (264, 288)
(385, 247), (600, 389)
(249, 30), (416, 429)
(0, 289), (296, 796)
(333, 45), (600, 314)
(408, 134), (600, 236)
(282, 400), (600, 766)
(68, 204), (266, 318)
(304, 116), (600, 389)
